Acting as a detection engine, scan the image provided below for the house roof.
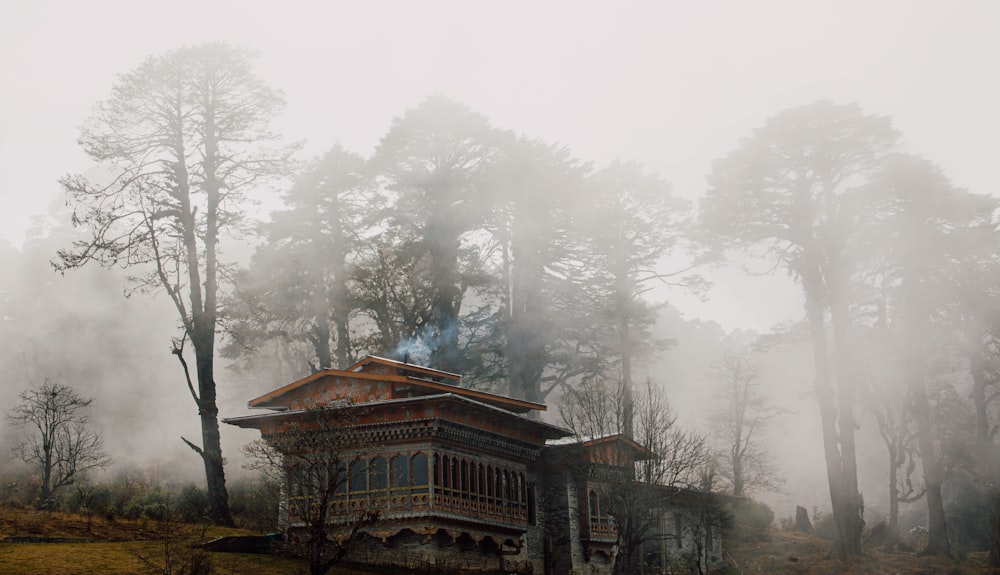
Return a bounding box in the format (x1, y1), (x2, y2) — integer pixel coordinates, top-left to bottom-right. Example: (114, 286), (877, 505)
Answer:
(348, 355), (462, 382)
(545, 432), (657, 460)
(226, 392), (571, 440)
(246, 355), (545, 414)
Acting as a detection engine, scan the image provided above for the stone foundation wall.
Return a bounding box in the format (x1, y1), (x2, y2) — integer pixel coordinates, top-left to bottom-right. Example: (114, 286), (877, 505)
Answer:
(340, 529), (537, 574)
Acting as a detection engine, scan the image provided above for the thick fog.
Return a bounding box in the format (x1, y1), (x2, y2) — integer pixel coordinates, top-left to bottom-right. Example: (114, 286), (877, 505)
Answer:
(1, 0), (999, 536)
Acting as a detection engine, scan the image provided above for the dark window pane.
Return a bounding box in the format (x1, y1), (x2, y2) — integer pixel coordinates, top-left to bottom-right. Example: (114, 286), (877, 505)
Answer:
(412, 453), (429, 484)
(391, 456), (408, 488)
(334, 463), (347, 494)
(371, 457), (388, 490)
(350, 460), (366, 492)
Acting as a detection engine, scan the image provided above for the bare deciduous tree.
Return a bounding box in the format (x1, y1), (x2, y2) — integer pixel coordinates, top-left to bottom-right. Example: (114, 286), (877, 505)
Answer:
(708, 350), (784, 497)
(558, 377), (712, 574)
(6, 380), (111, 509)
(854, 313), (924, 551)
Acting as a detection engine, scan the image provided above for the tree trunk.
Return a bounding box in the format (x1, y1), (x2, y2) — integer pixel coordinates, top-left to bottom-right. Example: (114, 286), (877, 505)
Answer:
(329, 197), (351, 370)
(507, 217), (546, 406)
(886, 442), (900, 551)
(909, 357), (948, 558)
(39, 461), (53, 510)
(731, 380), (747, 497)
(194, 336), (234, 526)
(619, 309), (634, 439)
(426, 213), (462, 372)
(195, 111), (234, 527)
(909, 365), (948, 556)
(306, 212), (332, 371)
(801, 265), (860, 559)
(970, 348), (990, 441)
(827, 269), (864, 556)
(731, 446), (744, 497)
(311, 301), (333, 371)
(332, 295), (351, 370)
(990, 487), (1000, 567)
(968, 347), (998, 564)
(902, 279), (949, 556)
(614, 239), (634, 439)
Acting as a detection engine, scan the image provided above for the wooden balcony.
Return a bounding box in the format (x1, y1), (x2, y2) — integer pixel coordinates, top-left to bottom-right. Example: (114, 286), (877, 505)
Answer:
(288, 485), (529, 534)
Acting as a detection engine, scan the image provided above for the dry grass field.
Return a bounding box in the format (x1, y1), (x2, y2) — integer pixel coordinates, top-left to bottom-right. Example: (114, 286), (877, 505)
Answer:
(0, 508), (342, 575)
(3, 506), (999, 575)
(724, 529), (997, 575)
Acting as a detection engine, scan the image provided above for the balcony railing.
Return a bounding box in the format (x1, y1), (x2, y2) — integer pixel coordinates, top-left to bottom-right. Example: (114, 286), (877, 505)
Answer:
(290, 484), (527, 529)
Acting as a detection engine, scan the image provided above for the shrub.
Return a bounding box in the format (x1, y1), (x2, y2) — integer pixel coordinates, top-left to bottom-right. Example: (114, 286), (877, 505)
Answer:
(0, 471), (41, 509)
(174, 484), (209, 523)
(122, 490), (169, 521)
(811, 509), (838, 541)
(229, 476), (280, 532)
(730, 499), (774, 540)
(66, 484), (114, 519)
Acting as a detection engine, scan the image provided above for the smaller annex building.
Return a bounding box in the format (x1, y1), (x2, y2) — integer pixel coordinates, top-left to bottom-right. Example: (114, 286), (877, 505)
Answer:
(226, 356), (723, 575)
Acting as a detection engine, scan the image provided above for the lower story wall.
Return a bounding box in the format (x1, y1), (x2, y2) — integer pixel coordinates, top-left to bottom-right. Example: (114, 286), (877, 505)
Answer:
(539, 470), (615, 575)
(338, 528), (540, 574)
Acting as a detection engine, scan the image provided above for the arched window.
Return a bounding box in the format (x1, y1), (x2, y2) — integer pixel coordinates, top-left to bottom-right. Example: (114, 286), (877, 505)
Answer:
(432, 453), (440, 488)
(478, 464), (485, 498)
(442, 456), (451, 489)
(602, 493), (611, 527)
(486, 466), (494, 500)
(350, 460), (367, 493)
(370, 457), (387, 491)
(412, 452), (429, 491)
(503, 470), (511, 504)
(334, 463), (347, 495)
(461, 459), (469, 497)
(469, 462), (477, 496)
(390, 455), (408, 489)
(589, 490), (599, 524)
(451, 458), (460, 493)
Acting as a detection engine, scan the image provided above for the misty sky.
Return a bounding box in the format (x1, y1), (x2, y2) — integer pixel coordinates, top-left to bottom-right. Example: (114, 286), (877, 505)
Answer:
(2, 0), (997, 331)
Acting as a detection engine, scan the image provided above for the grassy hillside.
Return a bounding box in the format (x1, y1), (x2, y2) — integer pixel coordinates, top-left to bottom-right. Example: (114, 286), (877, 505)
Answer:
(724, 529), (994, 575)
(2, 507), (996, 575)
(1, 508), (338, 575)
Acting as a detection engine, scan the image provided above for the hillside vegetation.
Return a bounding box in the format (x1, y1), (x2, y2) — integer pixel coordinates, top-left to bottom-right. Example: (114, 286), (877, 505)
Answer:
(0, 507), (366, 575)
(725, 529), (995, 575)
(2, 506), (996, 575)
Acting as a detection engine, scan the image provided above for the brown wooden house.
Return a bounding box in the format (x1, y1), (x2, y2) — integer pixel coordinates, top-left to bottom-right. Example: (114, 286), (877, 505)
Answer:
(226, 356), (724, 574)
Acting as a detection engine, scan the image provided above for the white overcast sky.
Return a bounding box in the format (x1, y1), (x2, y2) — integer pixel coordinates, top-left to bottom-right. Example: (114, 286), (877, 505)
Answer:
(1, 0), (998, 330)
